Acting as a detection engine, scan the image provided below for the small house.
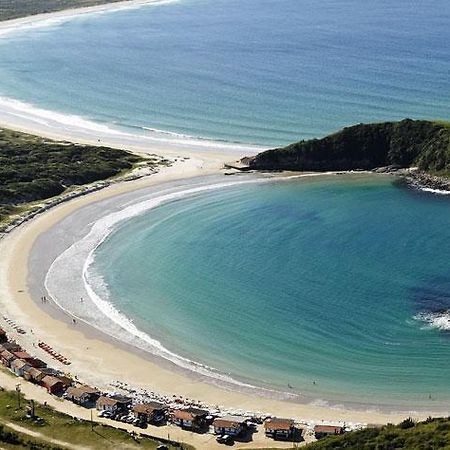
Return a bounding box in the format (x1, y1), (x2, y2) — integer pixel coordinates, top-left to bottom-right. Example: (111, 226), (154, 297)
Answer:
(213, 415), (247, 437)
(24, 357), (47, 369)
(65, 385), (100, 407)
(314, 424), (344, 438)
(172, 407), (209, 430)
(264, 417), (295, 440)
(1, 342), (21, 352)
(0, 350), (16, 367)
(23, 367), (46, 384)
(41, 375), (66, 395)
(10, 359), (31, 377)
(96, 395), (131, 414)
(132, 401), (167, 424)
(12, 351), (31, 361)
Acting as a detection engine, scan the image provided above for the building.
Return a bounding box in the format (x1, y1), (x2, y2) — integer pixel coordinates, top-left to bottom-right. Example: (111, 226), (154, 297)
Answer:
(0, 350), (16, 367)
(314, 424), (344, 438)
(23, 367), (46, 384)
(65, 385), (100, 407)
(41, 375), (67, 395)
(264, 417), (295, 440)
(172, 407), (209, 430)
(213, 415), (247, 437)
(96, 395), (131, 414)
(10, 359), (31, 377)
(132, 402), (167, 424)
(24, 357), (47, 369)
(12, 351), (31, 361)
(0, 342), (21, 352)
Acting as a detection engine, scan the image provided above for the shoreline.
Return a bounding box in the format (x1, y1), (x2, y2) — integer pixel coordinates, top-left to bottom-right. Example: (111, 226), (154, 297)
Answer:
(0, 164), (446, 429)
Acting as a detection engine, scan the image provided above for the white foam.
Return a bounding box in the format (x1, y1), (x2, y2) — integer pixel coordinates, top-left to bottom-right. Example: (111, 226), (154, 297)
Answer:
(414, 311), (450, 331)
(0, 95), (262, 153)
(419, 187), (450, 196)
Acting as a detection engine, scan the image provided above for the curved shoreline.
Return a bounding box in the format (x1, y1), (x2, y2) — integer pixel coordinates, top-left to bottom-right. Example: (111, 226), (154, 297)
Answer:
(0, 160), (447, 427)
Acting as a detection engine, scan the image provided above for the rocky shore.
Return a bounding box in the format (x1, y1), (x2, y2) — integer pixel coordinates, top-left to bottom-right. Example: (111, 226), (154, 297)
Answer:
(402, 171), (450, 193)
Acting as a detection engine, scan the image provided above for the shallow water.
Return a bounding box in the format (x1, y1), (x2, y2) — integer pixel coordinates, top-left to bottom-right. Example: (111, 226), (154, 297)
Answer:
(90, 176), (450, 409)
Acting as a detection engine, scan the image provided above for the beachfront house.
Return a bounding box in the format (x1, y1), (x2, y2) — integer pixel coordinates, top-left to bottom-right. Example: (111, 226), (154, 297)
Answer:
(213, 415), (247, 437)
(0, 350), (16, 368)
(264, 417), (295, 440)
(23, 367), (46, 384)
(24, 357), (47, 369)
(41, 375), (69, 395)
(12, 351), (31, 361)
(10, 359), (31, 377)
(0, 341), (22, 352)
(172, 407), (209, 430)
(65, 385), (100, 407)
(96, 395), (131, 414)
(314, 424), (344, 439)
(132, 401), (167, 424)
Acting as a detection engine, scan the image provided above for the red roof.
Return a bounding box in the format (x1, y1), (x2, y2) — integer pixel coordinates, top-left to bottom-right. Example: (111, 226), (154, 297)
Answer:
(264, 417), (295, 430)
(314, 425), (344, 434)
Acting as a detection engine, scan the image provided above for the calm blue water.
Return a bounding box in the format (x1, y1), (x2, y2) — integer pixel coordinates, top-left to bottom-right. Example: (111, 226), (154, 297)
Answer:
(93, 176), (450, 408)
(0, 0), (449, 145)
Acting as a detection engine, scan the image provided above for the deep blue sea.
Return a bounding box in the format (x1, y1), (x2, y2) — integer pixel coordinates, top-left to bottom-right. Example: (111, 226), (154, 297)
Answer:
(0, 0), (449, 146)
(2, 0), (450, 408)
(91, 175), (450, 409)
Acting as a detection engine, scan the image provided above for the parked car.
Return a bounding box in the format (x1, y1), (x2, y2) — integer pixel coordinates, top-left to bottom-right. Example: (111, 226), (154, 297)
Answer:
(216, 435), (234, 445)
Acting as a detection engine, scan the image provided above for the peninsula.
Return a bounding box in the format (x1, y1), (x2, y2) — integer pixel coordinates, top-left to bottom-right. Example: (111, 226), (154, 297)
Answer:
(246, 119), (450, 189)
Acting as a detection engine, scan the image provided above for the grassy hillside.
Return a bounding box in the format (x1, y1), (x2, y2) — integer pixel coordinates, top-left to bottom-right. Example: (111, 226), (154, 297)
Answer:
(0, 128), (147, 224)
(0, 0), (127, 21)
(248, 119), (450, 175)
(304, 417), (450, 450)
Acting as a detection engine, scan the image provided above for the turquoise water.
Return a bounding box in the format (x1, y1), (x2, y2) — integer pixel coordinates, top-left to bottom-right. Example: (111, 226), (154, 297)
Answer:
(0, 0), (449, 145)
(93, 176), (450, 409)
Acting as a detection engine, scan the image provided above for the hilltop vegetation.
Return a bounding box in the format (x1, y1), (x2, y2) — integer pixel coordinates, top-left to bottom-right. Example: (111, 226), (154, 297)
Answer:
(248, 119), (450, 176)
(304, 417), (450, 450)
(0, 128), (145, 223)
(0, 0), (126, 21)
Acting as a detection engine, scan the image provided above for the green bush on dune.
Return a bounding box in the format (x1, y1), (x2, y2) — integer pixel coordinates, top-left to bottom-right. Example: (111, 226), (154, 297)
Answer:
(0, 128), (143, 223)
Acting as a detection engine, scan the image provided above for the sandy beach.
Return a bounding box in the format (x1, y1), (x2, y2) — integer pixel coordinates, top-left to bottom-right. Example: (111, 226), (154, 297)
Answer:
(0, 1), (446, 448)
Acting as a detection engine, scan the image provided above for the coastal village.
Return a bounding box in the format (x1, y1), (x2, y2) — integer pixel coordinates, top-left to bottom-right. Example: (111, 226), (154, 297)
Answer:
(0, 322), (362, 448)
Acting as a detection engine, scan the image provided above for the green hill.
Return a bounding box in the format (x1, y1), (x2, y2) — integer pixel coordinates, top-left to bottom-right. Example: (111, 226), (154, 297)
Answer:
(305, 417), (450, 450)
(247, 119), (450, 175)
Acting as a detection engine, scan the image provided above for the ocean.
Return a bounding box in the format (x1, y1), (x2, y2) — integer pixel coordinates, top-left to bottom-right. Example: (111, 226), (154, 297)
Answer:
(3, 0), (450, 409)
(0, 0), (449, 146)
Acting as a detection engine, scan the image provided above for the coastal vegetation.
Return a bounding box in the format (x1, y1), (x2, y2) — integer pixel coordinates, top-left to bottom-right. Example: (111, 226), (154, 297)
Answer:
(247, 119), (450, 177)
(0, 128), (150, 225)
(0, 0), (127, 21)
(302, 417), (450, 450)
